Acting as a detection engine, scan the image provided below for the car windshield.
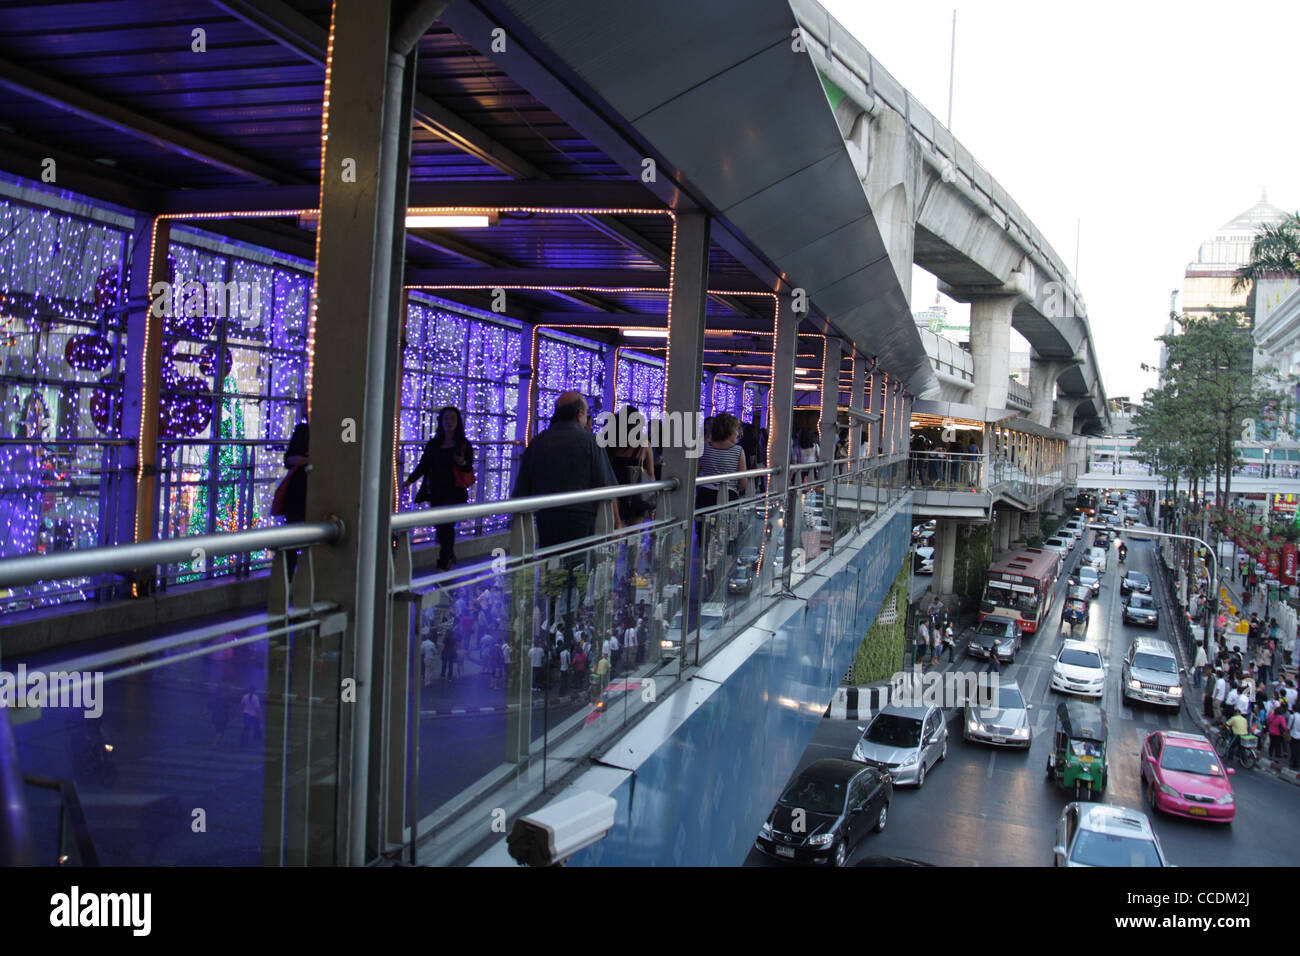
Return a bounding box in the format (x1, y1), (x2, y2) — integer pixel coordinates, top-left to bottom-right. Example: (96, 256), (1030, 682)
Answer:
(1078, 569), (1098, 583)
(864, 714), (923, 748)
(976, 620), (1014, 637)
(996, 686), (1025, 709)
(1071, 830), (1162, 868)
(1126, 573), (1149, 585)
(1133, 651), (1174, 672)
(1161, 744), (1225, 777)
(1060, 649), (1102, 668)
(778, 776), (845, 815)
(1129, 595), (1155, 610)
(1069, 739), (1103, 758)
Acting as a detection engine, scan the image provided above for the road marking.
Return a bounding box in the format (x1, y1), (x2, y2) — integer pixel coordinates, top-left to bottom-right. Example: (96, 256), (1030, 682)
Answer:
(987, 749), (997, 778)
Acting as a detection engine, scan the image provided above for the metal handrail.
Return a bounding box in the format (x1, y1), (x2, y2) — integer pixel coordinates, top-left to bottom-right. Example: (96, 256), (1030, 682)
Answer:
(0, 519), (342, 589)
(0, 704), (35, 866)
(390, 479), (677, 532)
(694, 466), (775, 487)
(0, 437), (134, 446)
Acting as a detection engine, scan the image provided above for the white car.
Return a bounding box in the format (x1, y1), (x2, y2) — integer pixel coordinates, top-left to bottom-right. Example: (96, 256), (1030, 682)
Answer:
(1054, 803), (1168, 868)
(1051, 639), (1107, 698)
(1043, 536), (1071, 556)
(913, 546), (935, 575)
(1083, 547), (1107, 572)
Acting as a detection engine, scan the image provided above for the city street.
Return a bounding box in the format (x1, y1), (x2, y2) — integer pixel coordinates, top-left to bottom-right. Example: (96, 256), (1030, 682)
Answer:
(749, 527), (1300, 866)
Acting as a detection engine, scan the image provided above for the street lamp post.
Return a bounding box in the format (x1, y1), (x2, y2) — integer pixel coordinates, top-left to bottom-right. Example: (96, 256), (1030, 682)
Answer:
(1099, 524), (1217, 657)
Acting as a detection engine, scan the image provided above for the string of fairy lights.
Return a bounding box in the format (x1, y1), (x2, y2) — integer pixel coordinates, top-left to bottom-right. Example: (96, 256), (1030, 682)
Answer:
(2, 192), (830, 612)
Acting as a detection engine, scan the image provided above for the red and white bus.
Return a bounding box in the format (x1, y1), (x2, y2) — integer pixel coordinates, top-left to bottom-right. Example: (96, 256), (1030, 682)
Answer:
(978, 547), (1061, 635)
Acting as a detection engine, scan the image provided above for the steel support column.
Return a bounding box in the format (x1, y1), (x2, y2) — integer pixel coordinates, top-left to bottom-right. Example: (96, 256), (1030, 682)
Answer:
(849, 348), (865, 461)
(303, 0), (417, 866)
(117, 218), (170, 575)
(820, 339), (841, 466)
(660, 212), (709, 525)
(768, 291), (799, 589)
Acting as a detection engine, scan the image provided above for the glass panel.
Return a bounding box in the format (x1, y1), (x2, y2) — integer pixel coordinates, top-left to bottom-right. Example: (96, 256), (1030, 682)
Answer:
(9, 619), (337, 865)
(408, 518), (686, 856)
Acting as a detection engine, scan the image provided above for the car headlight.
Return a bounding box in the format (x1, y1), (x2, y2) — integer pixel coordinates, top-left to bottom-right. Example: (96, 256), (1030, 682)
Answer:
(1128, 679), (1141, 690)
(900, 753), (918, 767)
(852, 745), (865, 762)
(1158, 782), (1178, 797)
(761, 821), (774, 837)
(967, 716), (982, 732)
(1169, 685), (1182, 696)
(807, 832), (835, 847)
(1216, 793), (1235, 805)
(1011, 727), (1030, 739)
(660, 640), (675, 649)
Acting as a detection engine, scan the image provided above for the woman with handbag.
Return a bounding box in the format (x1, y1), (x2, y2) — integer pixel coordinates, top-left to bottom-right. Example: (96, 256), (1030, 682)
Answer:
(404, 406), (475, 572)
(606, 405), (656, 524)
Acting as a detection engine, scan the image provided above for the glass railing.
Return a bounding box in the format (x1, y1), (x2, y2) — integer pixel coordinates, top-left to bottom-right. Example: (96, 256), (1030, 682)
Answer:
(907, 450), (986, 491)
(0, 453), (906, 867)
(395, 455), (902, 864)
(4, 608), (339, 865)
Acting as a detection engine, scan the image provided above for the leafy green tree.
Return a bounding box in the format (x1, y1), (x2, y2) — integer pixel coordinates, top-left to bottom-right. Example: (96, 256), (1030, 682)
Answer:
(1233, 212), (1300, 291)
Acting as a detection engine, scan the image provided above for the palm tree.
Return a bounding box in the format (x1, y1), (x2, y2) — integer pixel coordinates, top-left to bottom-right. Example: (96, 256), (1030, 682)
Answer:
(1233, 212), (1300, 291)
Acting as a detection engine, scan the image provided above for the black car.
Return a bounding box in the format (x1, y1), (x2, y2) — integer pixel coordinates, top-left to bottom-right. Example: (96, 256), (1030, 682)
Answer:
(755, 758), (891, 867)
(965, 615), (1023, 662)
(1122, 592), (1160, 628)
(1120, 571), (1151, 596)
(727, 567), (754, 595)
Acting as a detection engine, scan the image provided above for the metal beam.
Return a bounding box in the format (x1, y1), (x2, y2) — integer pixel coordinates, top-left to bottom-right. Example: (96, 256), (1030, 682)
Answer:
(0, 55), (291, 185)
(209, 0), (550, 181)
(0, 130), (160, 212)
(532, 312), (774, 333)
(404, 266), (771, 292)
(161, 180), (663, 215)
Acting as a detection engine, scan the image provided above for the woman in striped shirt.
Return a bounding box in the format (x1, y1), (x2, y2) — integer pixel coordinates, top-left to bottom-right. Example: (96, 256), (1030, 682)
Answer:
(696, 412), (747, 508)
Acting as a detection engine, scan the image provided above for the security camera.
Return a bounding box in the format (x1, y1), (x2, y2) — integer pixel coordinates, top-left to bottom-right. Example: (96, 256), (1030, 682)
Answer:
(506, 791), (617, 867)
(844, 408), (882, 424)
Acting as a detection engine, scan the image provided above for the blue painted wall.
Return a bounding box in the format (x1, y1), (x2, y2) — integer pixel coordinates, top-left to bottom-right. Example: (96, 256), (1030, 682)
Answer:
(572, 507), (911, 866)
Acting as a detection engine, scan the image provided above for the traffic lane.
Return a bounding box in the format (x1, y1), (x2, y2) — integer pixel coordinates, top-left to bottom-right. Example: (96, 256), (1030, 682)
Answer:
(745, 670), (1057, 868)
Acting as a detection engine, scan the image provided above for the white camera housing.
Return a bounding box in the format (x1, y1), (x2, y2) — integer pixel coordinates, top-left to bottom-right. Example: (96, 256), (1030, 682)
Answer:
(507, 791), (617, 866)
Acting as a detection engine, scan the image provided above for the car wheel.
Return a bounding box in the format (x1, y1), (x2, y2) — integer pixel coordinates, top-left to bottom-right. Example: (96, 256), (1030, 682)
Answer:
(874, 802), (888, 833)
(916, 761), (926, 788)
(1146, 779), (1158, 812)
(833, 839), (848, 867)
(940, 738), (948, 762)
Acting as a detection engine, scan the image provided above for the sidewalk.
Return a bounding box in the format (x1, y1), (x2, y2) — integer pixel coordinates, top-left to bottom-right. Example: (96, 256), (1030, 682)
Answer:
(1165, 556), (1300, 788)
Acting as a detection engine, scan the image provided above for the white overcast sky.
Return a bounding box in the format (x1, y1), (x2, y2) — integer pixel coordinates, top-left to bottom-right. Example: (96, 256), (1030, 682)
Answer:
(821, 0), (1300, 402)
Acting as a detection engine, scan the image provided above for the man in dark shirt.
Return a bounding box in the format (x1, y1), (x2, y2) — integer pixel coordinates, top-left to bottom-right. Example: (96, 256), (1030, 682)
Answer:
(513, 391), (620, 548)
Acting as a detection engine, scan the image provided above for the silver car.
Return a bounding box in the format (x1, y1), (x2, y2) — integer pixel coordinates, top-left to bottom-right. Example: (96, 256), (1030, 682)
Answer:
(851, 704), (948, 788)
(1121, 636), (1183, 709)
(964, 679), (1033, 748)
(1053, 803), (1168, 867)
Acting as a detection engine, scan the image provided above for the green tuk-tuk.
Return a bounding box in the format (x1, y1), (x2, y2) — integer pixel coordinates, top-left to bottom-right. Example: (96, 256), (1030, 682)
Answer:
(1046, 700), (1108, 800)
